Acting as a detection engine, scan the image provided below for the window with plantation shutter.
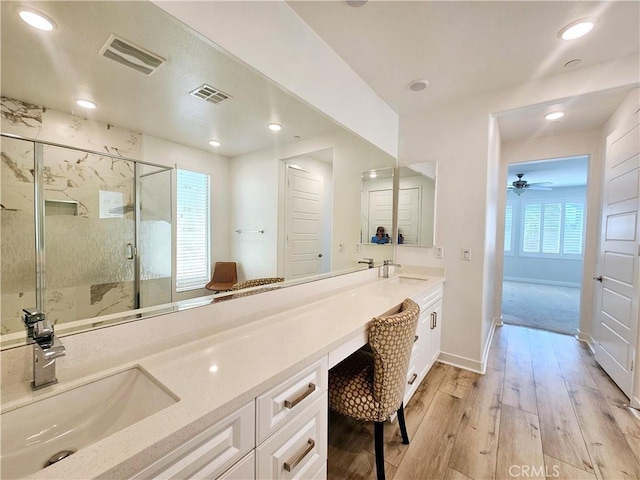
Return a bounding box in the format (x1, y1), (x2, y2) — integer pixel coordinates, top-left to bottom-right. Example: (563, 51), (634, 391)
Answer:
(176, 169), (210, 292)
(520, 198), (584, 258)
(504, 203), (514, 253)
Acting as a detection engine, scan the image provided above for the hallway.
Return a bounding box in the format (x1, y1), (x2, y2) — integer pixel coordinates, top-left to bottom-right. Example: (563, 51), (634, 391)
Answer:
(328, 324), (640, 479)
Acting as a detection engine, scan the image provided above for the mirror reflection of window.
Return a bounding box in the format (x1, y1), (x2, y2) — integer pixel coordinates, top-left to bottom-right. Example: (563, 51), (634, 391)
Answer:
(176, 169), (211, 292)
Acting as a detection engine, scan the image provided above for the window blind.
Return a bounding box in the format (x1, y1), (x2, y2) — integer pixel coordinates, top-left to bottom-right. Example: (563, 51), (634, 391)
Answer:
(504, 203), (513, 252)
(176, 169), (210, 292)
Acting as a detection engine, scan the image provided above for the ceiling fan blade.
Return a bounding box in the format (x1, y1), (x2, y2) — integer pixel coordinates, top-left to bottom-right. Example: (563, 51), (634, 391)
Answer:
(528, 186), (553, 191)
(527, 181), (553, 186)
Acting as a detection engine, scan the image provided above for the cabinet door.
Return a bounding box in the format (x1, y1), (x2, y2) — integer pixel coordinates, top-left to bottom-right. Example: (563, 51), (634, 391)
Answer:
(217, 451), (255, 480)
(428, 301), (442, 368)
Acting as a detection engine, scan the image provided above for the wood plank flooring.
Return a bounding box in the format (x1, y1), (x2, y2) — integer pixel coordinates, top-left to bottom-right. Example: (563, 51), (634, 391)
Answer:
(327, 324), (640, 479)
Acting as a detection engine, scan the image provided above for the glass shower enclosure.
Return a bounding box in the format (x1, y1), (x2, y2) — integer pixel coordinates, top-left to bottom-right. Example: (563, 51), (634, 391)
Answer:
(1, 135), (172, 337)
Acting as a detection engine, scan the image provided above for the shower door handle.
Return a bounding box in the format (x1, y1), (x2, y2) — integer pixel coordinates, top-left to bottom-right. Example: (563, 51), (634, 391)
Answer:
(126, 243), (136, 260)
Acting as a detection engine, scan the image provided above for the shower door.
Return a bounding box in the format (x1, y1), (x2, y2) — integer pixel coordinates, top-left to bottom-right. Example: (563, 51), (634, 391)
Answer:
(42, 144), (137, 324)
(1, 136), (37, 337)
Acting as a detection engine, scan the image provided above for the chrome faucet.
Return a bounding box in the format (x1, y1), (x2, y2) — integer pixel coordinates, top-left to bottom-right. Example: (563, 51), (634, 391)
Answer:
(22, 308), (65, 390)
(381, 259), (401, 278)
(358, 258), (374, 268)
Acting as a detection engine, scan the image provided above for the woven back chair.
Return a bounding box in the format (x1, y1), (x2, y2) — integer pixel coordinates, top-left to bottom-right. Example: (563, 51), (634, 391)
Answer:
(328, 298), (420, 480)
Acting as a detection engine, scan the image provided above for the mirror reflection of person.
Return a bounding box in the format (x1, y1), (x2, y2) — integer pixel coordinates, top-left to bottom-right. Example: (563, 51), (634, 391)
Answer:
(371, 226), (389, 244)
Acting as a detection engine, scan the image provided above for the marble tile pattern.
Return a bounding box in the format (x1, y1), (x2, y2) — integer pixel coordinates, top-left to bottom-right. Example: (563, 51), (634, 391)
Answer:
(1, 97), (143, 334)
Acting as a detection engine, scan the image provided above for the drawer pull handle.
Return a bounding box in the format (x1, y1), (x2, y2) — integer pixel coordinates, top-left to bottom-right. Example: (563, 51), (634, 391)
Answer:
(414, 335), (419, 343)
(284, 383), (316, 409)
(433, 311), (437, 328)
(430, 312), (435, 329)
(284, 438), (315, 472)
(408, 373), (418, 385)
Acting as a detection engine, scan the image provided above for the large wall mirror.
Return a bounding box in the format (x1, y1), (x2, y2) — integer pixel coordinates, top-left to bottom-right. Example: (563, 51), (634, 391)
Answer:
(396, 163), (437, 248)
(0, 1), (395, 348)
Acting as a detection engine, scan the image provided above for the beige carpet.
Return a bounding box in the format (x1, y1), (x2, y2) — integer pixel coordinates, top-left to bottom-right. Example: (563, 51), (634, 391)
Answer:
(501, 280), (580, 335)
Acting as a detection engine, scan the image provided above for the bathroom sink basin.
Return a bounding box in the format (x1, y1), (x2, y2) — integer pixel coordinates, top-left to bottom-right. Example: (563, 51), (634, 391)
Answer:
(394, 275), (428, 285)
(1, 367), (178, 479)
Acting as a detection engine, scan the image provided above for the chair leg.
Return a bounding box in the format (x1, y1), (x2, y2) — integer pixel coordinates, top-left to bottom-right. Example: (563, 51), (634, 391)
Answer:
(397, 402), (410, 445)
(374, 421), (386, 480)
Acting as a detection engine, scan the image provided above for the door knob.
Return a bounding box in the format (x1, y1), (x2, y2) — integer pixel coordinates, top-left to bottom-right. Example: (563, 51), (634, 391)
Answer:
(593, 276), (603, 282)
(318, 253), (323, 258)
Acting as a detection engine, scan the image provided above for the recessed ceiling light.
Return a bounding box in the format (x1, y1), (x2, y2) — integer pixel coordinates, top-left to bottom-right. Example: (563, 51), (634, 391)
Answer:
(545, 111), (565, 121)
(369, 171), (378, 178)
(76, 99), (97, 110)
(346, 0), (368, 7)
(558, 18), (596, 40)
(268, 123), (282, 132)
(18, 8), (55, 31)
(408, 79), (429, 92)
(208, 140), (221, 147)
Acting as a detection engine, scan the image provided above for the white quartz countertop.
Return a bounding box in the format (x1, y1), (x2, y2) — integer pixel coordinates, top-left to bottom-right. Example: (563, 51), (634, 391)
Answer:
(8, 271), (443, 479)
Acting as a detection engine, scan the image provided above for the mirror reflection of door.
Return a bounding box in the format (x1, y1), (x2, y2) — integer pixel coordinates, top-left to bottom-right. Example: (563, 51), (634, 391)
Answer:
(397, 187), (421, 245)
(285, 165), (325, 279)
(367, 190), (393, 243)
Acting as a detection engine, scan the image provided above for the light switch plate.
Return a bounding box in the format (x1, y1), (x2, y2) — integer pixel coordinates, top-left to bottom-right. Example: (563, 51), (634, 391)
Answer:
(355, 243), (361, 253)
(435, 246), (444, 259)
(462, 248), (471, 261)
(338, 243), (344, 253)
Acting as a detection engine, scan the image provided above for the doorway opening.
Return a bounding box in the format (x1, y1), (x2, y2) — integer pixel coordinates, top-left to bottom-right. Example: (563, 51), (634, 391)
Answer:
(501, 155), (588, 335)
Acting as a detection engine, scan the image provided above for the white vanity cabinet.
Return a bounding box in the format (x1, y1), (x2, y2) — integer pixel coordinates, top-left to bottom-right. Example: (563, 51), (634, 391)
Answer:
(404, 285), (443, 405)
(131, 358), (329, 480)
(130, 401), (255, 480)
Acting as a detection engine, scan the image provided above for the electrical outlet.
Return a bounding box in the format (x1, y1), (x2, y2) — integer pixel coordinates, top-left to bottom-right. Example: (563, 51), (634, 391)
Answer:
(462, 248), (471, 261)
(435, 246), (444, 259)
(338, 243), (344, 253)
(355, 243), (361, 253)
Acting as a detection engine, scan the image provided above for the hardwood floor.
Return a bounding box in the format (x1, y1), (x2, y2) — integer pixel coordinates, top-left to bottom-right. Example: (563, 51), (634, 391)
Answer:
(327, 324), (640, 480)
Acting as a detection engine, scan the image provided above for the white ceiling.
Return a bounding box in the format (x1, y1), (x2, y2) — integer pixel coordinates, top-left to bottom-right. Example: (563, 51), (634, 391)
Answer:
(3, 1), (639, 157)
(290, 1), (639, 114)
(507, 155), (589, 188)
(0, 1), (339, 157)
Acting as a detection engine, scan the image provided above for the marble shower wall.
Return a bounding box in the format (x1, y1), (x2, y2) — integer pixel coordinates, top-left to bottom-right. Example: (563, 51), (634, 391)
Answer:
(1, 97), (143, 334)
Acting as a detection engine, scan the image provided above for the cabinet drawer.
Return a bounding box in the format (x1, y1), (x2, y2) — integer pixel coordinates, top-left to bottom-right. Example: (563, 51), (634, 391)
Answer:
(256, 393), (328, 479)
(131, 401), (254, 480)
(257, 357), (328, 443)
(217, 451), (255, 480)
(412, 287), (442, 311)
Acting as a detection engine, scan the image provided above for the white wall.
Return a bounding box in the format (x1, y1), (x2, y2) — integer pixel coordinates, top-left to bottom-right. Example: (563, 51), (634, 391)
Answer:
(153, 1), (399, 158)
(398, 56), (639, 371)
(231, 128), (395, 280)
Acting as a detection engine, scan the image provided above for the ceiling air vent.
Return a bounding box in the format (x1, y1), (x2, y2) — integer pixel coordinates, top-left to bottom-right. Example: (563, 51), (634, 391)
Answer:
(99, 34), (165, 76)
(189, 84), (232, 104)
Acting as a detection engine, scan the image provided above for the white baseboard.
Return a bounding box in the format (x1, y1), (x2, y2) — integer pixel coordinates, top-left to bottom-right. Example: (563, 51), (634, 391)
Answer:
(437, 352), (484, 374)
(437, 320), (499, 375)
(503, 276), (580, 288)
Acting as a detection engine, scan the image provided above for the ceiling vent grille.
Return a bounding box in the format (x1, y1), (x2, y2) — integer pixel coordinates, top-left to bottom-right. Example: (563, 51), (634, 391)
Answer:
(99, 34), (165, 76)
(189, 84), (232, 104)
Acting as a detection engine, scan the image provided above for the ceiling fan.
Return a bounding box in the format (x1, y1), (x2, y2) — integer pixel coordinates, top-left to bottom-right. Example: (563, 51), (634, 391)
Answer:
(508, 173), (552, 196)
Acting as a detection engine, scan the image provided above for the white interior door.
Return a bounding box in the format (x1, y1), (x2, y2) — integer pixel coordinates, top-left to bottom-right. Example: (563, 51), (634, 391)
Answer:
(595, 107), (639, 398)
(397, 187), (421, 244)
(367, 189), (393, 242)
(285, 167), (323, 279)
